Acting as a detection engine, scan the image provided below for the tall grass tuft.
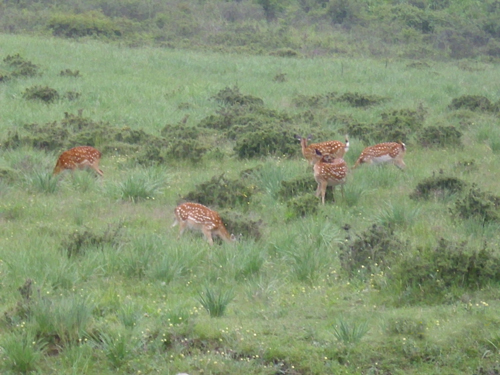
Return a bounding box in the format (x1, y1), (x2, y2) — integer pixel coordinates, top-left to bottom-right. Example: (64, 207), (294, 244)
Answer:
(25, 170), (59, 193)
(0, 330), (47, 374)
(95, 330), (138, 369)
(374, 201), (421, 228)
(197, 285), (235, 317)
(109, 167), (168, 202)
(332, 318), (370, 345)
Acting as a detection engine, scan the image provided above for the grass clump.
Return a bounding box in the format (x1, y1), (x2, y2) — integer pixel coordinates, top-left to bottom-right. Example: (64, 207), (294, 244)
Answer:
(0, 330), (46, 374)
(182, 173), (256, 208)
(410, 173), (467, 200)
(332, 318), (370, 345)
(22, 85), (60, 103)
(59, 68), (81, 77)
(218, 209), (263, 241)
(385, 317), (427, 340)
(197, 286), (235, 317)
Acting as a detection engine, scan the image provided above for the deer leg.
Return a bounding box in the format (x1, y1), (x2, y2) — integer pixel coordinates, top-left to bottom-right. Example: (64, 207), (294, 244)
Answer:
(202, 227), (214, 246)
(178, 221), (187, 240)
(395, 159), (406, 170)
(320, 181), (327, 205)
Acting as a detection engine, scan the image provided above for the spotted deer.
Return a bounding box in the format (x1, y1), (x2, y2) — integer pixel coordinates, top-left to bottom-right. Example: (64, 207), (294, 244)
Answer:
(53, 146), (103, 176)
(313, 149), (348, 205)
(295, 135), (349, 166)
(353, 141), (406, 170)
(172, 202), (236, 246)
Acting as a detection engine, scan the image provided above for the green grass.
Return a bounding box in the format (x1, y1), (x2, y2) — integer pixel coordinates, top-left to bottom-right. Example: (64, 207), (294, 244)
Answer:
(1, 33), (500, 374)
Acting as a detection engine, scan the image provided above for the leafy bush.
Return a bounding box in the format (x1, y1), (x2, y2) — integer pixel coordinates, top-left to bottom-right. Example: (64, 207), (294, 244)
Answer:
(218, 210), (263, 241)
(286, 194), (319, 219)
(410, 174), (466, 200)
(210, 85), (264, 107)
(416, 125), (462, 147)
(61, 224), (123, 257)
(390, 238), (500, 304)
(2, 53), (40, 78)
(385, 317), (427, 339)
(343, 108), (424, 143)
(448, 95), (492, 111)
(48, 11), (121, 38)
(182, 173), (256, 209)
(292, 92), (337, 108)
(336, 92), (387, 107)
(22, 85), (59, 103)
(338, 224), (405, 277)
(451, 184), (500, 223)
(59, 69), (81, 77)
(278, 175), (317, 201)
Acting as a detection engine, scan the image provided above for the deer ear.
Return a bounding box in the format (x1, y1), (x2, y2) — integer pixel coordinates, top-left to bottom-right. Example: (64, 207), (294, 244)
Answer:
(315, 148), (322, 156)
(307, 134), (313, 141)
(294, 134), (302, 141)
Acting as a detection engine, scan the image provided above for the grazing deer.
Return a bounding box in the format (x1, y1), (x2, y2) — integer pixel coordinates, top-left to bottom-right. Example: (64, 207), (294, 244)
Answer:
(53, 146), (103, 176)
(353, 141), (406, 170)
(313, 149), (347, 205)
(172, 202), (236, 246)
(295, 135), (349, 166)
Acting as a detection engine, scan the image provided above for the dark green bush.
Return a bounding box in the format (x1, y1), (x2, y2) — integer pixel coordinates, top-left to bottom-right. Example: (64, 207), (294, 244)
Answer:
(336, 92), (387, 107)
(22, 85), (59, 103)
(390, 238), (500, 304)
(448, 95), (492, 111)
(451, 184), (500, 223)
(234, 123), (299, 158)
(278, 175), (317, 201)
(3, 54), (40, 78)
(48, 11), (121, 38)
(285, 194), (319, 219)
(385, 317), (427, 339)
(410, 174), (466, 200)
(338, 224), (405, 277)
(269, 48), (299, 57)
(210, 85), (264, 107)
(218, 210), (263, 241)
(182, 173), (256, 209)
(61, 224), (123, 258)
(292, 92), (337, 108)
(415, 125), (462, 147)
(59, 69), (81, 77)
(63, 91), (81, 101)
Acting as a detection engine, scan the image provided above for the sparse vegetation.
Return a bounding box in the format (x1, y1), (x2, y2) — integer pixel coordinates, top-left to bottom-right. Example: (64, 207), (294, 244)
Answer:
(1, 31), (500, 374)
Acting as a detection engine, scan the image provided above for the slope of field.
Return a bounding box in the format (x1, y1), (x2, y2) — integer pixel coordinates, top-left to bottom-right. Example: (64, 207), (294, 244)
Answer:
(1, 34), (500, 374)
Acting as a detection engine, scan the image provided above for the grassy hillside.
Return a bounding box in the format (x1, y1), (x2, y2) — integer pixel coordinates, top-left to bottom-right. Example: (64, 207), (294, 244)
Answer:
(1, 33), (500, 374)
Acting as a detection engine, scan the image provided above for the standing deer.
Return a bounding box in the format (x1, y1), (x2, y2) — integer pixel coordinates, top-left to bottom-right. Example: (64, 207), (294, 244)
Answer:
(172, 202), (236, 246)
(353, 141), (406, 170)
(313, 149), (347, 205)
(295, 135), (349, 166)
(53, 146), (103, 176)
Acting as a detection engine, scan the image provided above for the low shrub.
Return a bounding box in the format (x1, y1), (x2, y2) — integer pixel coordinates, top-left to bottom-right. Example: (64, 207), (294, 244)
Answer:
(61, 224), (123, 258)
(416, 125), (462, 147)
(285, 194), (319, 219)
(451, 184), (500, 223)
(182, 173), (256, 209)
(410, 174), (466, 200)
(218, 210), (263, 241)
(278, 175), (317, 200)
(448, 95), (492, 111)
(338, 224), (405, 277)
(48, 11), (121, 38)
(210, 85), (264, 107)
(3, 53), (40, 78)
(336, 92), (387, 107)
(390, 238), (500, 304)
(292, 92), (337, 108)
(22, 85), (59, 103)
(59, 69), (81, 77)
